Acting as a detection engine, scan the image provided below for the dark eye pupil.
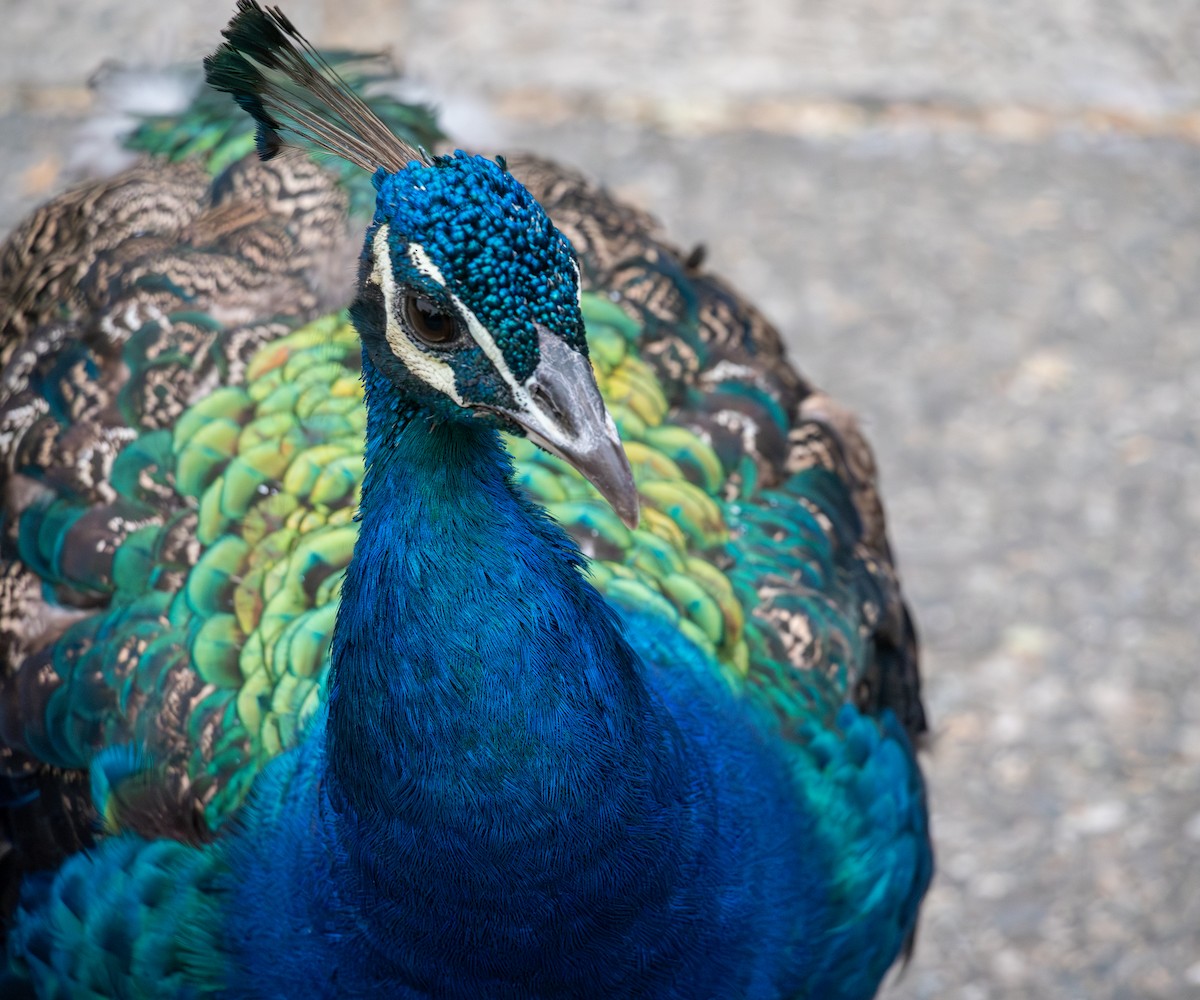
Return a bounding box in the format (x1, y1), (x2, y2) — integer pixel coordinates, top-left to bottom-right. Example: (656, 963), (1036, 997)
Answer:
(405, 295), (455, 345)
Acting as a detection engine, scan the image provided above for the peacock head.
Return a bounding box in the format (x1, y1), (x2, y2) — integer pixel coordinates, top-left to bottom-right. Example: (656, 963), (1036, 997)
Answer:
(349, 154), (636, 527)
(206, 1), (638, 527)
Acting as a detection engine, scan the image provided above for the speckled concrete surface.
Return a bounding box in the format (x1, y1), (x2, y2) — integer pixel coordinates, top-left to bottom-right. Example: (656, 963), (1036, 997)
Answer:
(2, 2), (1198, 997)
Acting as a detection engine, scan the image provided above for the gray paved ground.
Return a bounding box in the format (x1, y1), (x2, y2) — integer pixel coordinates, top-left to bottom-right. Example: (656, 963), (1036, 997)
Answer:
(2, 2), (1198, 997)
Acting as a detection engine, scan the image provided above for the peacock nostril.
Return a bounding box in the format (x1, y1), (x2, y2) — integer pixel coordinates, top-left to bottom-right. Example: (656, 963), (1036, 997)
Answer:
(527, 379), (574, 437)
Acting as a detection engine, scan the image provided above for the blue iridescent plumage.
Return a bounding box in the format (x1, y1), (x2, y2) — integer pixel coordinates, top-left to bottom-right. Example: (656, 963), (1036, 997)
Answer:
(374, 155), (589, 372)
(0, 3), (931, 997)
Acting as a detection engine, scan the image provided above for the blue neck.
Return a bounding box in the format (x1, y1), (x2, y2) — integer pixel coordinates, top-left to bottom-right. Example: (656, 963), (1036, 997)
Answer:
(323, 356), (713, 992)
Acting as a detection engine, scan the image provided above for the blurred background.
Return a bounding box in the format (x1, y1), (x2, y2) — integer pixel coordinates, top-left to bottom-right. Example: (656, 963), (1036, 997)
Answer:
(2, 1), (1199, 996)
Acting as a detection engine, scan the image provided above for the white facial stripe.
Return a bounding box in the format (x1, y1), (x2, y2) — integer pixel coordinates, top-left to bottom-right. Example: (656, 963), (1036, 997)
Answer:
(447, 292), (538, 414)
(376, 233), (575, 438)
(408, 243), (446, 286)
(371, 226), (463, 404)
(404, 240), (568, 419)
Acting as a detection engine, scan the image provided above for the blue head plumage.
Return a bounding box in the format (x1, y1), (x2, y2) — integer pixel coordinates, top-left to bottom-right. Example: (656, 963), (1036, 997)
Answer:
(371, 153), (587, 382)
(350, 152), (637, 525)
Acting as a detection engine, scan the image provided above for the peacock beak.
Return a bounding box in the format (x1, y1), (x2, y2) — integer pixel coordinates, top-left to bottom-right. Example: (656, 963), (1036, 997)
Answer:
(501, 329), (640, 530)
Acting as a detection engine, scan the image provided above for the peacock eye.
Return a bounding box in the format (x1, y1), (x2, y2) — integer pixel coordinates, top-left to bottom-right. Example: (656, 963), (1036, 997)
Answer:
(404, 294), (457, 346)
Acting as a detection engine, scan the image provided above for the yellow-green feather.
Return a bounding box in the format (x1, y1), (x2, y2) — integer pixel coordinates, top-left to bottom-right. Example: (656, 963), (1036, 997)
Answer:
(85, 299), (768, 826)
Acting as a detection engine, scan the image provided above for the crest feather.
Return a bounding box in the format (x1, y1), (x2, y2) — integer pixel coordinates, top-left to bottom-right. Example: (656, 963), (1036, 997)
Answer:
(204, 0), (427, 172)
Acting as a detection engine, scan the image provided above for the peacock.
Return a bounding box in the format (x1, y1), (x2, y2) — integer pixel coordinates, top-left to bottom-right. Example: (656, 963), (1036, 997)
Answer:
(0, 3), (932, 997)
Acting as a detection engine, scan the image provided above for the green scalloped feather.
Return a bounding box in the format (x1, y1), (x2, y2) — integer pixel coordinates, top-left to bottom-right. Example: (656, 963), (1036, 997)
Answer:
(27, 289), (849, 830)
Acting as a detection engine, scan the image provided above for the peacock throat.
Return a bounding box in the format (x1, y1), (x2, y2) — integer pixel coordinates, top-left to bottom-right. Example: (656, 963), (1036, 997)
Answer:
(323, 365), (709, 976)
